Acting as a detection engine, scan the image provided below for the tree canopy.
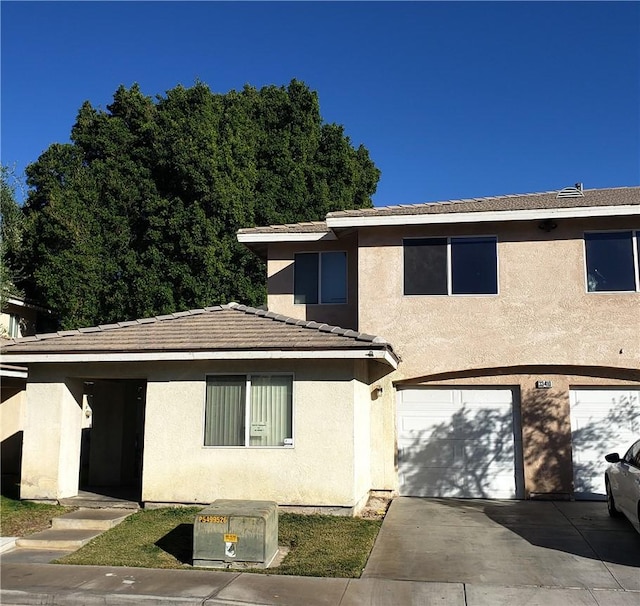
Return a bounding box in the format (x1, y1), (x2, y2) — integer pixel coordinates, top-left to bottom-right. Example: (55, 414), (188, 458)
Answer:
(19, 80), (379, 329)
(1, 166), (25, 309)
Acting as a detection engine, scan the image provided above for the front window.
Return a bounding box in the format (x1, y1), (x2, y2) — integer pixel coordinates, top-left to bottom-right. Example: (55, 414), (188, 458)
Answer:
(204, 375), (293, 447)
(404, 236), (498, 295)
(294, 251), (347, 304)
(585, 231), (639, 292)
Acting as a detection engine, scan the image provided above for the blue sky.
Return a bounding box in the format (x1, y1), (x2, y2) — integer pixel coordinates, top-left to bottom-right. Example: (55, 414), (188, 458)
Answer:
(2, 1), (639, 206)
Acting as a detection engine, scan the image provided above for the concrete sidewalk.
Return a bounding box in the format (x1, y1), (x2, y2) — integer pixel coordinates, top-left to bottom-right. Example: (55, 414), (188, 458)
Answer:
(2, 562), (639, 606)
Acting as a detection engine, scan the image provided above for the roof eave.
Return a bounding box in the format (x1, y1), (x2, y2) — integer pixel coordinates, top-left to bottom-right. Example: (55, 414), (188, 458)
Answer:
(237, 231), (337, 244)
(2, 348), (399, 369)
(237, 231), (338, 257)
(325, 204), (640, 228)
(0, 365), (28, 379)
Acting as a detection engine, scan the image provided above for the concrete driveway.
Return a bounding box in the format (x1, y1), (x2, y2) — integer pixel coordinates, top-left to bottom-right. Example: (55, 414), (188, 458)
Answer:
(363, 498), (640, 591)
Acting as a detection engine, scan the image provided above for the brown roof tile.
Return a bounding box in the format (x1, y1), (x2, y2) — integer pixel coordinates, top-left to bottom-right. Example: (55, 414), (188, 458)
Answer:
(237, 221), (330, 235)
(237, 187), (639, 237)
(0, 303), (395, 356)
(326, 186), (639, 219)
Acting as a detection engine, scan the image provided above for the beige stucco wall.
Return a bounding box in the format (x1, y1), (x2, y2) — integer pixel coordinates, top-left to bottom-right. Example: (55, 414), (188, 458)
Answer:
(352, 360), (372, 507)
(267, 232), (359, 330)
(20, 375), (84, 500)
(263, 215), (640, 499)
(143, 359), (363, 507)
(356, 216), (640, 376)
(1, 382), (24, 442)
(17, 359), (377, 508)
(1, 379), (26, 481)
(367, 370), (397, 492)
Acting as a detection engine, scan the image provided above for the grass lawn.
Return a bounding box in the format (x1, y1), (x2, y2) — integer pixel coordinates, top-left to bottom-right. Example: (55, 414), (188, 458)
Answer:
(1, 495), (75, 537)
(57, 507), (382, 578)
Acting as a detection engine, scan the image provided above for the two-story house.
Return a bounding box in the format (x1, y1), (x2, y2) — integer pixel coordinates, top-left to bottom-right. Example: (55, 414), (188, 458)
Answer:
(238, 185), (640, 502)
(2, 185), (638, 512)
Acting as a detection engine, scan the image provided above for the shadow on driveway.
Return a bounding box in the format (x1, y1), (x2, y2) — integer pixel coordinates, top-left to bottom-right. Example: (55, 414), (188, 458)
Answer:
(362, 497), (640, 591)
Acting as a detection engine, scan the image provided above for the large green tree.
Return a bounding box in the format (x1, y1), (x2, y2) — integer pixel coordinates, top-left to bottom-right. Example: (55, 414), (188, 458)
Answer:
(19, 80), (379, 329)
(1, 166), (25, 309)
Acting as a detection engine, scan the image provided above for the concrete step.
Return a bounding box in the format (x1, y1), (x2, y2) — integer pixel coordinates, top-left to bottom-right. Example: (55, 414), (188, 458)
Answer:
(52, 507), (133, 530)
(0, 536), (17, 553)
(58, 496), (139, 509)
(0, 546), (76, 564)
(15, 528), (103, 550)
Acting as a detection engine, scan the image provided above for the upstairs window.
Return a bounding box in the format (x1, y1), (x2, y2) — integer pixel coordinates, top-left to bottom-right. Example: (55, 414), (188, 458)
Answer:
(585, 231), (639, 292)
(294, 251), (347, 304)
(204, 375), (293, 447)
(404, 236), (498, 295)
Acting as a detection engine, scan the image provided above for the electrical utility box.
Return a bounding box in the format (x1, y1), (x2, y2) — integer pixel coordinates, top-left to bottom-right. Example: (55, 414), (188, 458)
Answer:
(193, 500), (278, 568)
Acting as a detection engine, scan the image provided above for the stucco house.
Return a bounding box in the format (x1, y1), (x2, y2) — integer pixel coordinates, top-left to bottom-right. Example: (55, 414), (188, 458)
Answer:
(1, 295), (49, 496)
(1, 304), (398, 512)
(237, 184), (640, 501)
(2, 184), (638, 510)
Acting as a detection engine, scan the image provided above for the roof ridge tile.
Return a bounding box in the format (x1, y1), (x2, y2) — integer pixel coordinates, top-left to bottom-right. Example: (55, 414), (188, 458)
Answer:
(354, 332), (377, 342)
(34, 332), (61, 340)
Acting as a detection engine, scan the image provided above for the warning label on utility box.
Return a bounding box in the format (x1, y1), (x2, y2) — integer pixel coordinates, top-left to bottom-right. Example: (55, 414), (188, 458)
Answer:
(223, 533), (238, 543)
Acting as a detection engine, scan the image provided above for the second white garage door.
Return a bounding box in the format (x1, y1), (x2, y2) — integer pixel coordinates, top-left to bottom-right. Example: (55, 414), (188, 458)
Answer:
(570, 388), (640, 500)
(397, 388), (524, 499)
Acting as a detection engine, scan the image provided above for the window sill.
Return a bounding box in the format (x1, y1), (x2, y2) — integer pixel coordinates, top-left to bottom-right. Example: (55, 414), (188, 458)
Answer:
(202, 445), (295, 449)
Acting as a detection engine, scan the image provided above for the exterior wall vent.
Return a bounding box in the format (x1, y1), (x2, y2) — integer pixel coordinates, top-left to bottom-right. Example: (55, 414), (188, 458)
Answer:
(556, 183), (584, 198)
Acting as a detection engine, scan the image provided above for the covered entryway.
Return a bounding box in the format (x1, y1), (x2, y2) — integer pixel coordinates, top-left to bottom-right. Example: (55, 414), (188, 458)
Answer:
(79, 379), (146, 501)
(397, 387), (524, 498)
(570, 388), (640, 500)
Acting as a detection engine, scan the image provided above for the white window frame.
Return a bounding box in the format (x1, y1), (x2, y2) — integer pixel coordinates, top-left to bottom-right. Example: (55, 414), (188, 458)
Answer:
(8, 314), (20, 338)
(203, 373), (295, 448)
(583, 230), (640, 294)
(403, 235), (499, 296)
(293, 251), (348, 305)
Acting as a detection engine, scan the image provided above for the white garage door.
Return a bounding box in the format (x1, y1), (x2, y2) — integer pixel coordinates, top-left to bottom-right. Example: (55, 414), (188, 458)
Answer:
(570, 388), (640, 500)
(397, 388), (524, 499)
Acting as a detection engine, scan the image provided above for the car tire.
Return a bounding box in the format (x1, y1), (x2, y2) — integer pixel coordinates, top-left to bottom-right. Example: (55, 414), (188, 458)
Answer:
(606, 478), (620, 517)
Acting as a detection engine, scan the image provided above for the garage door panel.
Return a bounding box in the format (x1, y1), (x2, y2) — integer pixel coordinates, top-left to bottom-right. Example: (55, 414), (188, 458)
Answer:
(398, 445), (517, 499)
(401, 390), (456, 405)
(459, 389), (513, 405)
(397, 388), (522, 499)
(570, 389), (640, 500)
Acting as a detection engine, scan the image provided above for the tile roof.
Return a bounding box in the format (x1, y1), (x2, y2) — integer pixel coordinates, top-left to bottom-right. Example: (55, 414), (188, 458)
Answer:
(237, 187), (639, 236)
(326, 186), (639, 220)
(0, 303), (394, 356)
(237, 221), (329, 235)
